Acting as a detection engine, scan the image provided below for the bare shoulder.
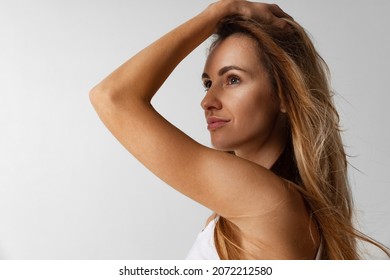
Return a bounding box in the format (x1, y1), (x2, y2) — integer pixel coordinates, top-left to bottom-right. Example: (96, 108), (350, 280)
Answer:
(226, 180), (320, 259)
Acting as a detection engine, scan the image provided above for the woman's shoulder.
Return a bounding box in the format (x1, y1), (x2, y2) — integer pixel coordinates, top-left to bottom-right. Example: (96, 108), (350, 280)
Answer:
(225, 179), (321, 259)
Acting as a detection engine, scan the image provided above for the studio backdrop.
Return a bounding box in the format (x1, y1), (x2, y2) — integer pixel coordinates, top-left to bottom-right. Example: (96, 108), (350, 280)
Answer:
(0, 0), (389, 259)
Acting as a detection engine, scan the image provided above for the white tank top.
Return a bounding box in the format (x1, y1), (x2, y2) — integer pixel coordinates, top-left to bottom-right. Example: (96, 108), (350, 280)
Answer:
(186, 217), (220, 260)
(185, 217), (323, 260)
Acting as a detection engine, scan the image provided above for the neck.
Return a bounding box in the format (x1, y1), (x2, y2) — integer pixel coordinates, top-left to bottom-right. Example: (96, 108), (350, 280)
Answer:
(234, 113), (288, 169)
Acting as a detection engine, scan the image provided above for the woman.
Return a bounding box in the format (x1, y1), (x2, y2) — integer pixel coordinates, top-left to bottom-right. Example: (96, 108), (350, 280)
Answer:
(90, 0), (389, 259)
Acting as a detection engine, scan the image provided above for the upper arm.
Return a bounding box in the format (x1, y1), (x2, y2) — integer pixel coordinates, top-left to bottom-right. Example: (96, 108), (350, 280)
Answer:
(90, 90), (287, 218)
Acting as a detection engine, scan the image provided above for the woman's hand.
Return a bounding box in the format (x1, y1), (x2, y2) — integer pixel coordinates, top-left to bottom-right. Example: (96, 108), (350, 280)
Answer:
(211, 0), (293, 29)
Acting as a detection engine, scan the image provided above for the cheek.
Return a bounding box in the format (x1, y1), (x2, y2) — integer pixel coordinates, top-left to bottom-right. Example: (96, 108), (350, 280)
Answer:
(233, 92), (279, 133)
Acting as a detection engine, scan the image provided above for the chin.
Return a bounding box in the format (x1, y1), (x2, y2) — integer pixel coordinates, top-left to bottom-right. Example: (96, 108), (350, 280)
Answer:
(211, 139), (234, 152)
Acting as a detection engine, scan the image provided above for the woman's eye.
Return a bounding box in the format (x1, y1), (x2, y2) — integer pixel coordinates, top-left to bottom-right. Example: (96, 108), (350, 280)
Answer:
(203, 80), (212, 91)
(227, 76), (240, 85)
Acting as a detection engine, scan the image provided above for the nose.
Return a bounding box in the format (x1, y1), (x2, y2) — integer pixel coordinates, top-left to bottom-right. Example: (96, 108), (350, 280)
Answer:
(200, 88), (222, 111)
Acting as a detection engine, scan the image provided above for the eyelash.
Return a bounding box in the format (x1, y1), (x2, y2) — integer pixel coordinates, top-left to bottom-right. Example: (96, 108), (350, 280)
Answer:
(202, 75), (241, 91)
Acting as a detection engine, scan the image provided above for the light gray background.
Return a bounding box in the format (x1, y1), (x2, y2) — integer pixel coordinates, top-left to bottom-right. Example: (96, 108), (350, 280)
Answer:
(0, 0), (389, 259)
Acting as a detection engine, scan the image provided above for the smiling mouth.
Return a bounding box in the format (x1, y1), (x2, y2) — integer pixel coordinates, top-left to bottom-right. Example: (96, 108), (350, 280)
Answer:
(207, 117), (230, 131)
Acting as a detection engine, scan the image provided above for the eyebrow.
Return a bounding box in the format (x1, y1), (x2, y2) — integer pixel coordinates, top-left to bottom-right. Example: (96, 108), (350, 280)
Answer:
(202, 65), (247, 79)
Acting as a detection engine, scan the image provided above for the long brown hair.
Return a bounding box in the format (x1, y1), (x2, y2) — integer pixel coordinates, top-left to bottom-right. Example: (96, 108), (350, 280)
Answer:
(210, 16), (390, 260)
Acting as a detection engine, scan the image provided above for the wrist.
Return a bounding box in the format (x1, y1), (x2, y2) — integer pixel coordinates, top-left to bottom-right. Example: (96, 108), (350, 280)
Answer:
(202, 1), (239, 33)
(204, 0), (238, 21)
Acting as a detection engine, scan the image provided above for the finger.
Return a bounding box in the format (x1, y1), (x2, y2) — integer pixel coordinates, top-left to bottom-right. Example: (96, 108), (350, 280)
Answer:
(273, 18), (291, 30)
(269, 4), (294, 20)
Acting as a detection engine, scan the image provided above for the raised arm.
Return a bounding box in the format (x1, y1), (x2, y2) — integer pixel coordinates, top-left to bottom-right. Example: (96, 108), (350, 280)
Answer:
(89, 1), (292, 218)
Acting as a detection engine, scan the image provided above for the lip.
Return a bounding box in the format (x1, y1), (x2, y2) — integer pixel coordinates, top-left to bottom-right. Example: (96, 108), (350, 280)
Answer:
(206, 116), (230, 131)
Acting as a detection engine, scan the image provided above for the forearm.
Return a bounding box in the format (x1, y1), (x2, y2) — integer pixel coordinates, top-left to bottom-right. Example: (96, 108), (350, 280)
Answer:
(90, 2), (233, 105)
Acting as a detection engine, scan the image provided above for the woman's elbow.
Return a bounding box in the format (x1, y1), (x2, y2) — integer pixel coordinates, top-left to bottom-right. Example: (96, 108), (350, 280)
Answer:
(89, 83), (120, 111)
(89, 83), (148, 113)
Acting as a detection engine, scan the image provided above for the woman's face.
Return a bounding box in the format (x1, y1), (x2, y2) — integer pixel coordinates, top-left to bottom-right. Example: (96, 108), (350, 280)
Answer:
(201, 34), (282, 155)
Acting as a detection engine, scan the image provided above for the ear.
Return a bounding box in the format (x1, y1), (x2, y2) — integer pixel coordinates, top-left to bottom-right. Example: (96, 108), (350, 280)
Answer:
(279, 100), (287, 113)
(276, 93), (287, 113)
